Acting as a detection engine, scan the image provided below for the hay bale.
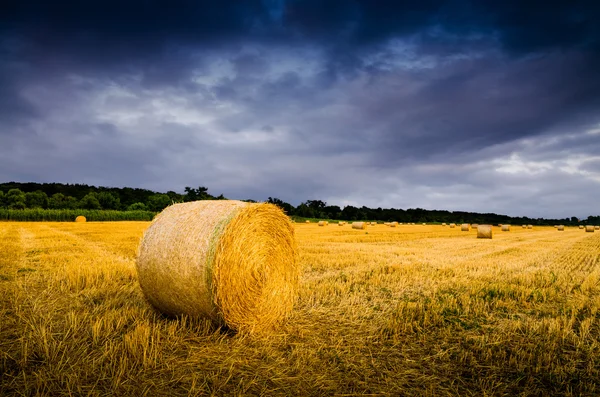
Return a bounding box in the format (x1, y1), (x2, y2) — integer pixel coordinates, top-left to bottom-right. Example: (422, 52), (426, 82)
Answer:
(461, 223), (470, 231)
(477, 225), (492, 239)
(318, 221), (327, 226)
(527, 225), (533, 229)
(471, 224), (478, 228)
(136, 200), (298, 333)
(338, 222), (345, 226)
(558, 225), (564, 231)
(422, 223), (426, 226)
(595, 226), (599, 230)
(585, 225), (594, 233)
(389, 222), (397, 228)
(449, 223), (456, 228)
(305, 220), (310, 223)
(522, 225), (527, 229)
(502, 225), (511, 232)
(579, 225), (584, 229)
(442, 223), (446, 226)
(370, 222), (377, 226)
(75, 215), (86, 222)
(352, 222), (367, 230)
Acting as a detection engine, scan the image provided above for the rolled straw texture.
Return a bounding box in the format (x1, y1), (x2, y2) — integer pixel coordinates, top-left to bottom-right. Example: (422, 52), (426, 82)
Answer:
(75, 215), (87, 222)
(352, 222), (367, 230)
(586, 225), (594, 232)
(579, 225), (584, 229)
(595, 226), (599, 230)
(527, 225), (533, 229)
(461, 224), (470, 231)
(449, 223), (456, 228)
(477, 225), (492, 239)
(558, 225), (565, 231)
(318, 221), (327, 226)
(502, 225), (511, 232)
(136, 200), (298, 333)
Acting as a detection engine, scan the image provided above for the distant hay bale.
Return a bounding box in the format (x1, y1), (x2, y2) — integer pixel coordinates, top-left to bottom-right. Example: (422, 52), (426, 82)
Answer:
(461, 223), (470, 231)
(522, 225), (526, 228)
(595, 226), (600, 230)
(442, 223), (446, 226)
(558, 225), (564, 231)
(449, 223), (456, 228)
(477, 225), (492, 239)
(352, 222), (367, 230)
(579, 225), (584, 229)
(502, 225), (511, 232)
(338, 222), (345, 226)
(318, 221), (327, 226)
(390, 222), (397, 228)
(586, 225), (594, 232)
(369, 222), (376, 226)
(554, 225), (558, 228)
(305, 220), (310, 223)
(527, 225), (533, 229)
(422, 223), (426, 226)
(136, 200), (298, 333)
(471, 224), (478, 228)
(75, 215), (86, 223)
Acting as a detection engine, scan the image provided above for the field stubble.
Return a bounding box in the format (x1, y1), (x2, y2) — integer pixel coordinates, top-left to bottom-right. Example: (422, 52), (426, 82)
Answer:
(0, 222), (599, 396)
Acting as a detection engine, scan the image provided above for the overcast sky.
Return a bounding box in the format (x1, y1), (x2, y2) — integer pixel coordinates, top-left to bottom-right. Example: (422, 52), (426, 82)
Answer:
(1, 1), (599, 218)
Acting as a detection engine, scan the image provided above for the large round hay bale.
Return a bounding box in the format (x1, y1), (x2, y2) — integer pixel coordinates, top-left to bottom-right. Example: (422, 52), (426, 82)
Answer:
(595, 226), (599, 230)
(527, 225), (533, 229)
(585, 225), (594, 232)
(461, 223), (470, 231)
(75, 215), (86, 222)
(502, 225), (511, 232)
(558, 225), (564, 231)
(352, 222), (367, 230)
(318, 221), (327, 226)
(477, 225), (492, 239)
(136, 200), (298, 333)
(449, 223), (456, 228)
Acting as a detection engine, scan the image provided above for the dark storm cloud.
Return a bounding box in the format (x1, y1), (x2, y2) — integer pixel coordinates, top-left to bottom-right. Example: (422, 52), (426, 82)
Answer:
(1, 1), (600, 218)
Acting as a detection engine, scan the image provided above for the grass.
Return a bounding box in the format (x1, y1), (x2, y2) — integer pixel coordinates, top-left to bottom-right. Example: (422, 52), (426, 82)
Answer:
(0, 222), (599, 395)
(0, 209), (155, 222)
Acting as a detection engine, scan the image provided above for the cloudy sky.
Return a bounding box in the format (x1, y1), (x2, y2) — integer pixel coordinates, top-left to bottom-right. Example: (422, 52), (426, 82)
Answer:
(1, 1), (599, 218)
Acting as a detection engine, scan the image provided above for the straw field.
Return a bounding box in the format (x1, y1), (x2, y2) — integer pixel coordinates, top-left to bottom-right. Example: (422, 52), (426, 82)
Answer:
(1, 222), (599, 395)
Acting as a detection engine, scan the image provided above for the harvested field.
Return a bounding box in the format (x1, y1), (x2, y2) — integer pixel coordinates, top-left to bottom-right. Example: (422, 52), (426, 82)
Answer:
(1, 222), (599, 395)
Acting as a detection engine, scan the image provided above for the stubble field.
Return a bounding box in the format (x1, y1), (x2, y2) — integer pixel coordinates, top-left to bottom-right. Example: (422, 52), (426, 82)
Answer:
(0, 222), (599, 396)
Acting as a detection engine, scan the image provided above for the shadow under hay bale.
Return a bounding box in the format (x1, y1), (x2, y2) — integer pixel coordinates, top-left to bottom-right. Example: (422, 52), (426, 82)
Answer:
(477, 225), (492, 239)
(136, 200), (299, 333)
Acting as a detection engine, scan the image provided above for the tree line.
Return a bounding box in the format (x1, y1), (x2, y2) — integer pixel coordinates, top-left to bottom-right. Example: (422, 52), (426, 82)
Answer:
(0, 182), (597, 226)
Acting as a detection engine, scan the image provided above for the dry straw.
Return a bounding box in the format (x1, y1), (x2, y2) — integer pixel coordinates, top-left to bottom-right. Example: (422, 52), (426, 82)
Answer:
(370, 222), (377, 226)
(527, 225), (533, 229)
(305, 220), (310, 223)
(522, 225), (527, 229)
(318, 221), (327, 226)
(338, 222), (345, 226)
(449, 223), (456, 228)
(579, 225), (584, 229)
(585, 225), (594, 232)
(461, 224), (470, 231)
(502, 225), (511, 232)
(471, 224), (478, 228)
(136, 200), (299, 333)
(390, 222), (398, 227)
(477, 225), (492, 239)
(352, 222), (367, 230)
(75, 215), (86, 222)
(442, 223), (446, 226)
(596, 226), (600, 230)
(558, 225), (565, 231)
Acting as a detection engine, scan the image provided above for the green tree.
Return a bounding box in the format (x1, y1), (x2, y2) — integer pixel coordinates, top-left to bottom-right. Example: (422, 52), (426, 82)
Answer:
(0, 191), (5, 208)
(267, 197), (294, 215)
(127, 202), (147, 211)
(79, 193), (101, 210)
(49, 193), (78, 209)
(6, 189), (26, 209)
(184, 186), (213, 201)
(147, 194), (171, 212)
(25, 190), (49, 209)
(97, 192), (120, 210)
